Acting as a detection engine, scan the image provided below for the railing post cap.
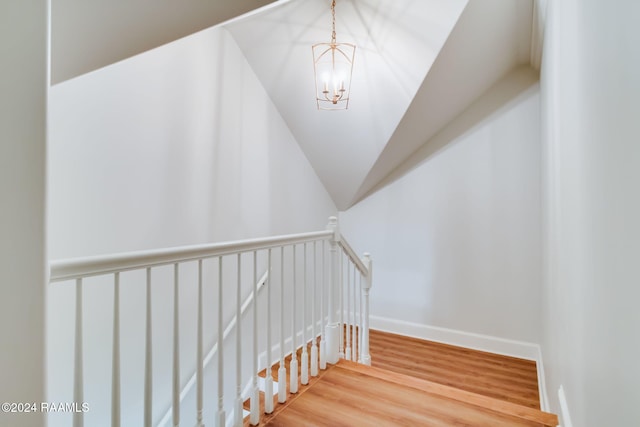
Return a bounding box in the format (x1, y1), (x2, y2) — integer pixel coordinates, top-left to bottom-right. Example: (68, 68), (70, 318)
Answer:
(363, 253), (372, 267)
(363, 253), (372, 289)
(327, 216), (340, 243)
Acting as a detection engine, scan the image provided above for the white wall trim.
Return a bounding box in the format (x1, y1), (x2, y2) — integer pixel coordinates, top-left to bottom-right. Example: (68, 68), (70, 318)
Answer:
(370, 315), (539, 359)
(558, 385), (573, 427)
(370, 315), (550, 411)
(535, 346), (551, 412)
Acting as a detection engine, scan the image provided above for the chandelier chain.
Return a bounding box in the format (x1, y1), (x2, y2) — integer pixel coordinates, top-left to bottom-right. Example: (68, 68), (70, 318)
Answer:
(331, 0), (337, 43)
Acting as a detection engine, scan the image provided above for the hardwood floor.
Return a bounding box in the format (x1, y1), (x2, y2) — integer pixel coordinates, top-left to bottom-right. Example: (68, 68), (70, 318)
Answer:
(265, 362), (555, 427)
(245, 330), (557, 426)
(369, 329), (541, 409)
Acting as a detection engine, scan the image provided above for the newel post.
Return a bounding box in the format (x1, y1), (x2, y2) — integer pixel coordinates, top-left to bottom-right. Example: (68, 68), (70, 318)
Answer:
(326, 216), (340, 364)
(361, 253), (372, 366)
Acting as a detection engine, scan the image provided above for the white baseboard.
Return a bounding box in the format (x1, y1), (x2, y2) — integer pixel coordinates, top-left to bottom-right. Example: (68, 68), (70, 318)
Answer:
(558, 385), (573, 427)
(536, 346), (551, 412)
(369, 315), (550, 411)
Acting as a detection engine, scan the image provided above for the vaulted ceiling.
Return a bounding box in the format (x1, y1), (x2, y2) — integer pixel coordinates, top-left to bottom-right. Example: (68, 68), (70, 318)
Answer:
(225, 0), (535, 209)
(51, 0), (278, 84)
(52, 0), (540, 210)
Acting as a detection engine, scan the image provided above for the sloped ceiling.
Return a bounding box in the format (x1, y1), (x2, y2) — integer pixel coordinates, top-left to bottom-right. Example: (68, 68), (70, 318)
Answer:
(353, 0), (534, 204)
(51, 0), (278, 84)
(226, 0), (534, 209)
(52, 0), (536, 210)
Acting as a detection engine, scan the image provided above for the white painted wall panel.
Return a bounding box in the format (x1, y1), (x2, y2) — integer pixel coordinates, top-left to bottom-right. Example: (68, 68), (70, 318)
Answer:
(0, 2), (47, 427)
(541, 0), (640, 425)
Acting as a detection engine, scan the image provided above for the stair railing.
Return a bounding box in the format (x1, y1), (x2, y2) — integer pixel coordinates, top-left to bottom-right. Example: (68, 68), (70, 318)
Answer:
(49, 216), (372, 427)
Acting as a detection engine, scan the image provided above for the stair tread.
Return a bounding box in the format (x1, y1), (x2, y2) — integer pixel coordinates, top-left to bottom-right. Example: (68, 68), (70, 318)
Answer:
(244, 329), (556, 426)
(263, 361), (556, 427)
(369, 329), (542, 409)
(335, 360), (558, 426)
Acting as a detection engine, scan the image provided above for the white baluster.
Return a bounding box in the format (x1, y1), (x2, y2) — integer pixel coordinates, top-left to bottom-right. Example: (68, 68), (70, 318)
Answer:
(319, 240), (326, 370)
(172, 264), (180, 427)
(361, 253), (372, 365)
(216, 257), (226, 427)
(310, 242), (318, 377)
(73, 278), (84, 427)
(235, 254), (243, 427)
(250, 251), (260, 426)
(326, 216), (340, 365)
(196, 260), (204, 427)
(300, 243), (309, 386)
(290, 245), (298, 394)
(339, 253), (344, 359)
(112, 273), (121, 427)
(278, 247), (286, 403)
(352, 260), (357, 365)
(358, 270), (363, 364)
(264, 249), (274, 414)
(345, 261), (351, 361)
(144, 268), (152, 427)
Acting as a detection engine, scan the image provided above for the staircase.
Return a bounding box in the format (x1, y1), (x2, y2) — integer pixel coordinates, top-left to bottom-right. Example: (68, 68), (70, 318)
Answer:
(242, 330), (558, 426)
(49, 217), (372, 427)
(48, 217), (557, 426)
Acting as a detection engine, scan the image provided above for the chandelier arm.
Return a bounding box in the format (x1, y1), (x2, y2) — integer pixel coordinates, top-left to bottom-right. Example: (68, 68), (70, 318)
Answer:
(333, 45), (354, 63)
(313, 45), (334, 63)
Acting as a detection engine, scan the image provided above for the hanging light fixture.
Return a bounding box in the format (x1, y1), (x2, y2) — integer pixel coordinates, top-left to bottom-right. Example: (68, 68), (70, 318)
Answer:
(312, 0), (356, 110)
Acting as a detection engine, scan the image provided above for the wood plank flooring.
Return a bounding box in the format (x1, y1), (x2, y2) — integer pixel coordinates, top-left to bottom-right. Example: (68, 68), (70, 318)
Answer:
(245, 329), (556, 426)
(265, 362), (554, 427)
(369, 329), (541, 409)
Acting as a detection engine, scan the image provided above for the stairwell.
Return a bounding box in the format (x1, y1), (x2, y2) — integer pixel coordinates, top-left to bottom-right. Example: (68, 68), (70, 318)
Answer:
(48, 218), (557, 427)
(244, 330), (558, 426)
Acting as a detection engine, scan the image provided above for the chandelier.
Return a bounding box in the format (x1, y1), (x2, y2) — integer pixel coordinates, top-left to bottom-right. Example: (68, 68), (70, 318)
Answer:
(312, 0), (356, 110)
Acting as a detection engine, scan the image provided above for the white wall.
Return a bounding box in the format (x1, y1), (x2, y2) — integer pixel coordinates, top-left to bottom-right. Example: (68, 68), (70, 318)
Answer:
(47, 26), (336, 426)
(0, 2), (47, 427)
(340, 68), (542, 345)
(540, 0), (640, 425)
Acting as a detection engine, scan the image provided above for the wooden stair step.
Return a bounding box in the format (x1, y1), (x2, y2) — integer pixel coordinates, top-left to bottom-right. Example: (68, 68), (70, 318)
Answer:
(264, 361), (557, 427)
(242, 330), (557, 426)
(336, 360), (558, 426)
(369, 329), (542, 409)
